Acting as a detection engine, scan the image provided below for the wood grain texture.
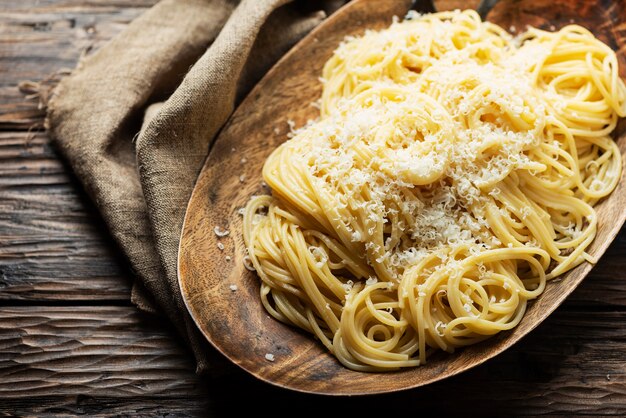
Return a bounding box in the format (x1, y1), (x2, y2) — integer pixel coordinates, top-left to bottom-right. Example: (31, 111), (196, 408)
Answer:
(0, 0), (625, 415)
(566, 227), (626, 308)
(0, 131), (132, 302)
(0, 0), (158, 130)
(435, 0), (482, 11)
(0, 307), (202, 398)
(179, 0), (626, 395)
(0, 306), (624, 416)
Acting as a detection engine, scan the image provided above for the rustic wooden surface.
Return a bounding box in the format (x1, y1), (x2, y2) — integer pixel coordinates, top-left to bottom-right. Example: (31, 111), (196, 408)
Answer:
(1, 0), (626, 415)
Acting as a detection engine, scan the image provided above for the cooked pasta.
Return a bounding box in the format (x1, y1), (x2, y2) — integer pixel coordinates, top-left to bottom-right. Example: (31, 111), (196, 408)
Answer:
(242, 9), (625, 372)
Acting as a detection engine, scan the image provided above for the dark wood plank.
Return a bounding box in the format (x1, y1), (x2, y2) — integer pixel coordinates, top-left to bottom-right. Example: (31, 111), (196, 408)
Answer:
(0, 131), (131, 301)
(0, 0), (159, 130)
(564, 227), (626, 308)
(0, 306), (623, 415)
(1, 396), (211, 417)
(0, 307), (206, 398)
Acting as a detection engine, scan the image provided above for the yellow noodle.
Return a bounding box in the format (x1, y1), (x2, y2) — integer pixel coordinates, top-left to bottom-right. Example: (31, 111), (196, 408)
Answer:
(242, 10), (625, 372)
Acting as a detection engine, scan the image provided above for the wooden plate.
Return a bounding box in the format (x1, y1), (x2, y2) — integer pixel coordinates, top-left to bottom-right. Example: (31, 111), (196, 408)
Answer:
(178, 0), (626, 395)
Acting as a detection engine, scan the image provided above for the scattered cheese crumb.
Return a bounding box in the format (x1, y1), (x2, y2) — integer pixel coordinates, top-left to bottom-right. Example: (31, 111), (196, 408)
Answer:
(217, 242), (225, 251)
(308, 246), (328, 268)
(366, 277), (378, 286)
(435, 321), (447, 336)
(243, 255), (256, 271)
(229, 284), (238, 291)
(239, 174), (246, 183)
(286, 120), (298, 138)
(225, 256), (232, 261)
(265, 353), (275, 362)
(214, 226), (230, 237)
(417, 284), (426, 297)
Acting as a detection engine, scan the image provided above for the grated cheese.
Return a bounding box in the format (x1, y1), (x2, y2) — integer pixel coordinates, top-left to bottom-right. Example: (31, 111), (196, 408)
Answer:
(214, 226), (230, 237)
(243, 255), (255, 271)
(291, 42), (553, 277)
(435, 321), (447, 336)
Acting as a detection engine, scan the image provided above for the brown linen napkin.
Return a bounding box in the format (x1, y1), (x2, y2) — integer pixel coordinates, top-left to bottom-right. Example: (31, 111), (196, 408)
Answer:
(45, 0), (346, 374)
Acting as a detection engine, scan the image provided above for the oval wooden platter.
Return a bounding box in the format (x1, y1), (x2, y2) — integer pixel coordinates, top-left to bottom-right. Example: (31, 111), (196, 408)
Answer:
(178, 0), (626, 395)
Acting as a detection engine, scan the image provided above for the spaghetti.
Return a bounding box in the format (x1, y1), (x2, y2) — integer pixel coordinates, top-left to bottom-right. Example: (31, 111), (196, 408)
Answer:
(242, 9), (625, 371)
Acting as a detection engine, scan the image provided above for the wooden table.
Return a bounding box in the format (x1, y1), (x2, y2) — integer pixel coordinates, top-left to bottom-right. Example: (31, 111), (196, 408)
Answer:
(1, 1), (625, 415)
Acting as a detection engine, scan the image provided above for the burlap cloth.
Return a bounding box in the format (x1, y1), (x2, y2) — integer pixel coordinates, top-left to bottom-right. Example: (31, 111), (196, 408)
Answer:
(45, 0), (347, 374)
